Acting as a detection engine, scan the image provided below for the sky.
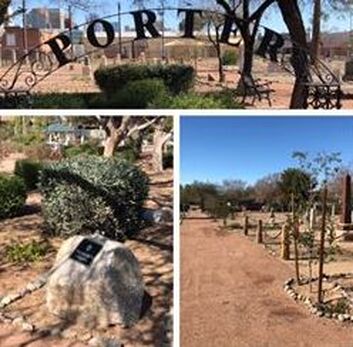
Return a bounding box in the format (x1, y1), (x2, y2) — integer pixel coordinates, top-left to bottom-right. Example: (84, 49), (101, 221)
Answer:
(8, 0), (353, 34)
(181, 117), (353, 186)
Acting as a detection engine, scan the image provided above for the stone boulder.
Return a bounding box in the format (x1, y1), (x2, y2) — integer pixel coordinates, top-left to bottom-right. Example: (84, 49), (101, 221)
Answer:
(46, 235), (145, 328)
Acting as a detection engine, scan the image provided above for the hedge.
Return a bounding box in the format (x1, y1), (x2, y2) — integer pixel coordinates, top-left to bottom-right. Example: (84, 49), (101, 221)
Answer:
(39, 156), (149, 241)
(94, 63), (195, 95)
(14, 159), (43, 191)
(0, 175), (27, 219)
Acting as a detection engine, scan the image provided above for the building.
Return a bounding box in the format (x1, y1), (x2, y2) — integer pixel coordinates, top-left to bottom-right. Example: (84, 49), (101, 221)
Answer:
(26, 8), (68, 30)
(1, 26), (42, 62)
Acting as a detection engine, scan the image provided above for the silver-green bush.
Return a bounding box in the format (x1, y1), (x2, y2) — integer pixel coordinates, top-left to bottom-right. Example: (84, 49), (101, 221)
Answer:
(39, 156), (149, 241)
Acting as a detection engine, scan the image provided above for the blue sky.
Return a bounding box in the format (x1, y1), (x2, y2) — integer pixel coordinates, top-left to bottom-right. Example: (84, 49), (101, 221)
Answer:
(181, 117), (353, 185)
(9, 0), (353, 34)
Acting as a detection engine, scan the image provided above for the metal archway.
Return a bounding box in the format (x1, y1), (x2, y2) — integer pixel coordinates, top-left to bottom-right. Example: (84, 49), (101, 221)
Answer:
(0, 7), (342, 108)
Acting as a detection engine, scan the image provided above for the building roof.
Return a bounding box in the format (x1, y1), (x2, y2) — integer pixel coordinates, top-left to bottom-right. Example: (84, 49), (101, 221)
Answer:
(45, 123), (76, 133)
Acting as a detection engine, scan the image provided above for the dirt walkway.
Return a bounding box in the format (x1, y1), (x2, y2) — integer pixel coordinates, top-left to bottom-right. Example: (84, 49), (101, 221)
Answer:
(181, 210), (353, 347)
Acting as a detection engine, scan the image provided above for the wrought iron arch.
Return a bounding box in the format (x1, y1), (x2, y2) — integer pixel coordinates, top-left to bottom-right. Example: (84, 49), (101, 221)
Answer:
(0, 7), (342, 108)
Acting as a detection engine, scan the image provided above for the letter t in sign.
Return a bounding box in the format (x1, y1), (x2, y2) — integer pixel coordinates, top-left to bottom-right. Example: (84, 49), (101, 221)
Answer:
(178, 9), (203, 39)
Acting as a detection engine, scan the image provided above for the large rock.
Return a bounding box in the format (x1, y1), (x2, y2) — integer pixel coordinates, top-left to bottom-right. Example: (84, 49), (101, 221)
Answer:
(46, 235), (145, 328)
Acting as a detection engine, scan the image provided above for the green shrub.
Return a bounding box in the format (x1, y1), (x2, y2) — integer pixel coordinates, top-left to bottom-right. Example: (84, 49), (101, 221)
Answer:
(163, 147), (173, 169)
(117, 136), (143, 163)
(5, 240), (52, 263)
(64, 142), (103, 158)
(109, 79), (168, 109)
(152, 91), (243, 109)
(222, 50), (238, 65)
(0, 122), (14, 141)
(39, 156), (149, 241)
(14, 159), (43, 191)
(94, 63), (195, 95)
(0, 175), (27, 219)
(31, 93), (88, 109)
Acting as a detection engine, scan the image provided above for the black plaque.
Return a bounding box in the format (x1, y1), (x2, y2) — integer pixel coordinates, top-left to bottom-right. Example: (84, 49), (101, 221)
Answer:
(70, 239), (103, 266)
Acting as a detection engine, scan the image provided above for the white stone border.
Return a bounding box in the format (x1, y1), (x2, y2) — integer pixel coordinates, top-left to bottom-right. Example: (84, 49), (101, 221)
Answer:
(283, 274), (353, 322)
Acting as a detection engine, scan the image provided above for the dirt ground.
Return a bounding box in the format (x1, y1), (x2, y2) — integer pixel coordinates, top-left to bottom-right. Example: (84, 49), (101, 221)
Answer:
(181, 209), (353, 347)
(0, 164), (173, 346)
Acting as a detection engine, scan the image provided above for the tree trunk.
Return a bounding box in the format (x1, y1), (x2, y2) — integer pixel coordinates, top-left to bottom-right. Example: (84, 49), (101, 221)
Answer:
(277, 0), (310, 109)
(103, 134), (118, 157)
(152, 127), (171, 172)
(311, 0), (321, 61)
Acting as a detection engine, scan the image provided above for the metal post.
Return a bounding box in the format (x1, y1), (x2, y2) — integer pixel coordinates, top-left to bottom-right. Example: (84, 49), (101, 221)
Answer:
(22, 0), (28, 61)
(161, 0), (165, 60)
(118, 2), (122, 56)
(68, 5), (74, 59)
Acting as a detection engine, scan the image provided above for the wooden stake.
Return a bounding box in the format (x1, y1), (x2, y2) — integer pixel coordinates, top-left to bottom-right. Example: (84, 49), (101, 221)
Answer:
(256, 220), (263, 244)
(318, 186), (328, 303)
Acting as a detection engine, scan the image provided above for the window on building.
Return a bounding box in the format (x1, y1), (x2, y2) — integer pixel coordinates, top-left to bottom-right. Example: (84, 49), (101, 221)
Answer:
(6, 33), (16, 46)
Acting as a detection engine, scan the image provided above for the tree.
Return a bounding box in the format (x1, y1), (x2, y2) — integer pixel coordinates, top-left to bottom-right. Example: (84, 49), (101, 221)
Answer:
(311, 0), (322, 61)
(0, 0), (11, 26)
(217, 0), (276, 86)
(279, 168), (313, 212)
(276, 0), (310, 108)
(100, 116), (160, 157)
(253, 173), (281, 209)
(151, 117), (173, 172)
(207, 12), (226, 82)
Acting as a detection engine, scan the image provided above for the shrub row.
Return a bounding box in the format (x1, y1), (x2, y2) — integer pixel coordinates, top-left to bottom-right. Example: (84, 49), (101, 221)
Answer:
(39, 156), (149, 241)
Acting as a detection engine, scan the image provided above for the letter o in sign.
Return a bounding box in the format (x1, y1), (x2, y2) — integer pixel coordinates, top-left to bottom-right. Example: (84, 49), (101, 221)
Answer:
(87, 19), (115, 48)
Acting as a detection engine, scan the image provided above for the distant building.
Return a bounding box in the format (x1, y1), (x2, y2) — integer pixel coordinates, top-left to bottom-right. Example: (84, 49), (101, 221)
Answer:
(26, 8), (69, 30)
(1, 27), (42, 62)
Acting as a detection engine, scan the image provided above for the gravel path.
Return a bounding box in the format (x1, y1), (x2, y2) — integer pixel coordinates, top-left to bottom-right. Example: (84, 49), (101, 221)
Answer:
(181, 210), (353, 347)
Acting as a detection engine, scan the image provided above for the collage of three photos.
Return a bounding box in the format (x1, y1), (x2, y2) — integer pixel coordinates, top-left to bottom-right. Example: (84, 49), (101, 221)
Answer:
(1, 1), (353, 347)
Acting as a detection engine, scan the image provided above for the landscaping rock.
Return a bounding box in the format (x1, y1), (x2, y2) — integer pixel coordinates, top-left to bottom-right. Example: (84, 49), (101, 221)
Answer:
(338, 314), (345, 322)
(21, 322), (35, 332)
(46, 235), (145, 328)
(153, 207), (173, 224)
(88, 336), (123, 347)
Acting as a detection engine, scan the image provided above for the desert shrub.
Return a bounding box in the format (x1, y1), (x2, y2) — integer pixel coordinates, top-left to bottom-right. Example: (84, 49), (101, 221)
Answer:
(23, 144), (52, 161)
(110, 79), (169, 109)
(152, 91), (243, 109)
(64, 142), (103, 158)
(94, 63), (195, 95)
(163, 146), (173, 169)
(14, 131), (43, 146)
(0, 122), (14, 141)
(31, 93), (89, 109)
(222, 50), (238, 65)
(39, 156), (149, 241)
(14, 159), (43, 191)
(0, 175), (27, 219)
(5, 240), (52, 263)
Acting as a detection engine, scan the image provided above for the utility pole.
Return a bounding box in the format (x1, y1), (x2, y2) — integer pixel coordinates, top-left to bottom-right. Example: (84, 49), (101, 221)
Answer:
(68, 5), (74, 59)
(118, 2), (122, 56)
(161, 0), (165, 60)
(22, 0), (28, 61)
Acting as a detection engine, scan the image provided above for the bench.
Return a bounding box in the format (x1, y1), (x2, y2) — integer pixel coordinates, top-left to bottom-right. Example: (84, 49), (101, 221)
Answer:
(304, 83), (342, 109)
(239, 73), (275, 107)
